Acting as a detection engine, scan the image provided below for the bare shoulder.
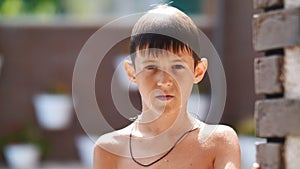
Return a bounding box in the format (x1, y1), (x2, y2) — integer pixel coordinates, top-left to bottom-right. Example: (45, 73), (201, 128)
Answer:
(94, 125), (133, 168)
(95, 131), (123, 149)
(94, 132), (122, 169)
(195, 122), (239, 145)
(196, 123), (241, 168)
(211, 124), (239, 143)
(95, 124), (133, 157)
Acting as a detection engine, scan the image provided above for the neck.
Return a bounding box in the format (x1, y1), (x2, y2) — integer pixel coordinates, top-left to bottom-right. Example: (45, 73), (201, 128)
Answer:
(135, 105), (195, 137)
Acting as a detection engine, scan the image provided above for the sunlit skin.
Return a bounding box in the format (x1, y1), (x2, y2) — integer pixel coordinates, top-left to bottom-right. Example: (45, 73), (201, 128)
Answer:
(131, 49), (199, 130)
(93, 48), (241, 169)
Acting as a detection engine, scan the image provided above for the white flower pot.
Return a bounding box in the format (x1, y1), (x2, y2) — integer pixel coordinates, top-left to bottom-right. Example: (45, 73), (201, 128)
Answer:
(33, 94), (73, 130)
(76, 135), (97, 168)
(4, 144), (40, 169)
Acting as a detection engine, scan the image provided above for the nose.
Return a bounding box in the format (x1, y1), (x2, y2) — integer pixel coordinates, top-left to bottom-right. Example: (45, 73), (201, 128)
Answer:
(157, 70), (173, 87)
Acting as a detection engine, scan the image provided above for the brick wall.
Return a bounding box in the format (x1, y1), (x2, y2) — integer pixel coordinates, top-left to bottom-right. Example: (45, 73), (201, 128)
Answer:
(253, 0), (300, 168)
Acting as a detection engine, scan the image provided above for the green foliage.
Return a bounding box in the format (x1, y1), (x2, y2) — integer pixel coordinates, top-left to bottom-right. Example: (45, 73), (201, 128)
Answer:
(0, 122), (50, 156)
(45, 82), (71, 94)
(0, 0), (23, 17)
(0, 0), (64, 17)
(234, 118), (256, 136)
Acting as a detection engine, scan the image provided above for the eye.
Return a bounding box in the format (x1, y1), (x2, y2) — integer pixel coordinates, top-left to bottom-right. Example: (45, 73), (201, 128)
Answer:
(172, 65), (185, 70)
(144, 65), (157, 70)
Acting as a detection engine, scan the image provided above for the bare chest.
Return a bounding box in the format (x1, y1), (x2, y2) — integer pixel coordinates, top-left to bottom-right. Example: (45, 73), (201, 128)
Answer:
(115, 140), (215, 169)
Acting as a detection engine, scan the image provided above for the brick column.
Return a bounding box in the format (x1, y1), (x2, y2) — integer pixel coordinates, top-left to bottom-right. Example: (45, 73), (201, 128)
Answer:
(253, 0), (300, 169)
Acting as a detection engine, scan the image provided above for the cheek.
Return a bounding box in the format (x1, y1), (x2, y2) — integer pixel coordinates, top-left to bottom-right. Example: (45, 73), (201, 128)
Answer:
(173, 72), (194, 86)
(136, 76), (153, 94)
(178, 81), (193, 94)
(174, 74), (194, 95)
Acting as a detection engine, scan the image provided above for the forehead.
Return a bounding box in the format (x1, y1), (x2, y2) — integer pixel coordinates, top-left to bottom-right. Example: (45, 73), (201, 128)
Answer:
(134, 48), (194, 62)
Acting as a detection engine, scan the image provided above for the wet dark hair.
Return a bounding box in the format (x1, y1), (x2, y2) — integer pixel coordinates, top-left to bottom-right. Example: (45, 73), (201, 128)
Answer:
(129, 5), (201, 68)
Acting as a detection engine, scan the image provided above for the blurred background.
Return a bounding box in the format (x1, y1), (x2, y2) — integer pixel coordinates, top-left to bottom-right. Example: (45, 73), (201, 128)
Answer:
(0, 0), (264, 169)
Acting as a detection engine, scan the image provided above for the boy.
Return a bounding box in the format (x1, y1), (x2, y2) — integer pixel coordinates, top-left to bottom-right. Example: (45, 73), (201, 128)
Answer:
(94, 5), (241, 169)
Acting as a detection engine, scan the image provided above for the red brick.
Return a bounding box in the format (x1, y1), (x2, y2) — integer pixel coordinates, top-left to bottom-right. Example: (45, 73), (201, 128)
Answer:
(284, 135), (300, 169)
(254, 55), (283, 95)
(256, 143), (283, 169)
(254, 0), (283, 9)
(255, 99), (300, 137)
(253, 8), (300, 51)
(283, 45), (300, 99)
(285, 0), (300, 9)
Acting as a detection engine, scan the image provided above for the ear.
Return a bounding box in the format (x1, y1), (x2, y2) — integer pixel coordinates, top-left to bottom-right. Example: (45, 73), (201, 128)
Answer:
(194, 58), (208, 84)
(123, 60), (137, 84)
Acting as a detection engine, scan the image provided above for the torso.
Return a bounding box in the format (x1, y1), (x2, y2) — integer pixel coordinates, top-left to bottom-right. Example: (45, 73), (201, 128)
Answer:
(115, 128), (215, 169)
(96, 120), (220, 169)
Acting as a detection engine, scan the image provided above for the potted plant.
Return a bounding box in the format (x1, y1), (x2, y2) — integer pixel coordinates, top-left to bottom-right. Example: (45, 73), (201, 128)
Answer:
(0, 123), (48, 169)
(33, 82), (73, 130)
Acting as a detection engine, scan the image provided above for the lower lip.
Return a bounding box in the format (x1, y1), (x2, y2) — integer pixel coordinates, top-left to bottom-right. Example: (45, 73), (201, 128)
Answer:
(156, 95), (174, 101)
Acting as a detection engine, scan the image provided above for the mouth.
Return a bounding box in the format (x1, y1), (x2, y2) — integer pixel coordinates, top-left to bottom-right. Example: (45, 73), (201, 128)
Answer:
(155, 95), (174, 101)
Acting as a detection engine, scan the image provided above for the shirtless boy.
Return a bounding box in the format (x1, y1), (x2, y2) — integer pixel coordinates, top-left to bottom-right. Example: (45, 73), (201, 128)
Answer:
(94, 5), (241, 169)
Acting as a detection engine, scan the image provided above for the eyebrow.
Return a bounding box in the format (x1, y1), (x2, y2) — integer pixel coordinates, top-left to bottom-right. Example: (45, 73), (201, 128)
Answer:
(142, 60), (157, 64)
(141, 58), (185, 64)
(172, 59), (184, 63)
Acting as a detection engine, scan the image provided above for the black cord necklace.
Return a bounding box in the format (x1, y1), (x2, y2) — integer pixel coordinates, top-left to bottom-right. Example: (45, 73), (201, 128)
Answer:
(129, 124), (197, 167)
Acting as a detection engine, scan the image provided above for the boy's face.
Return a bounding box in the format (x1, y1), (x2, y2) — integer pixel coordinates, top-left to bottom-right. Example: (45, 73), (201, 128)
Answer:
(124, 49), (207, 114)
